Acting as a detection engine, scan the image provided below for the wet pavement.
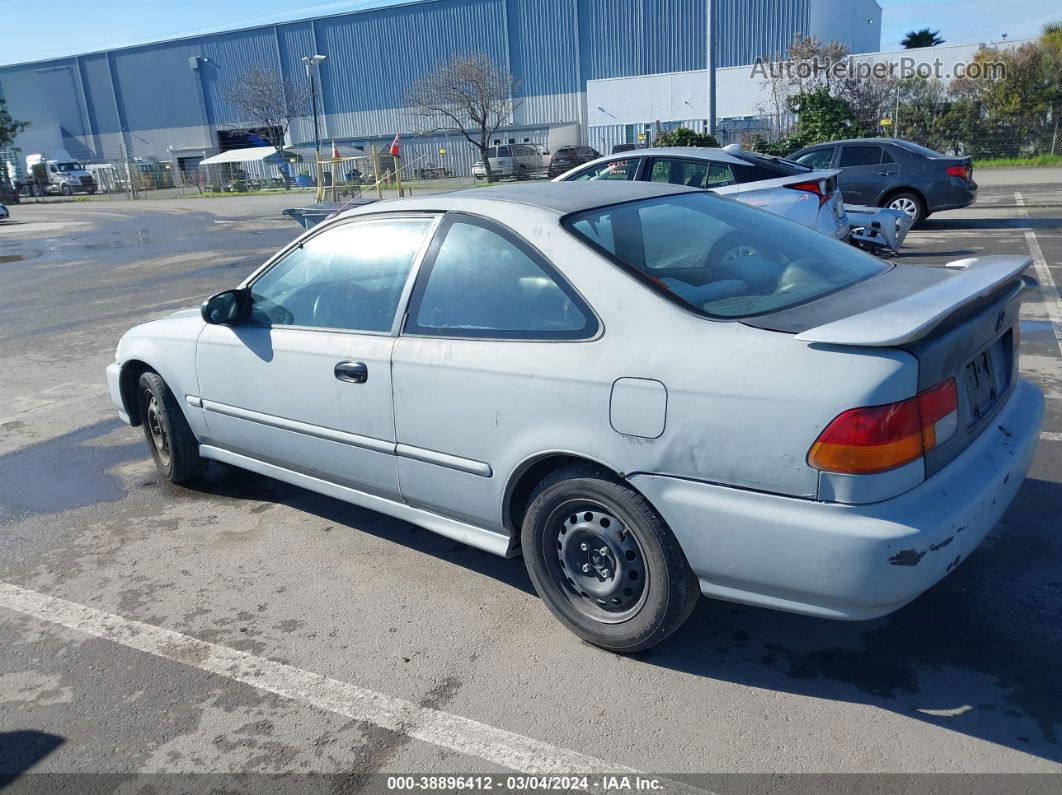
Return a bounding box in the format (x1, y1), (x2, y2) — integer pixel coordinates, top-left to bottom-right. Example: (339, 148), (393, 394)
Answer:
(0, 187), (1061, 786)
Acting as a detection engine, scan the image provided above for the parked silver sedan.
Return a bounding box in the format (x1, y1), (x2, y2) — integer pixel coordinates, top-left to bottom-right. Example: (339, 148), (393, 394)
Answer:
(107, 182), (1042, 652)
(553, 146), (849, 248)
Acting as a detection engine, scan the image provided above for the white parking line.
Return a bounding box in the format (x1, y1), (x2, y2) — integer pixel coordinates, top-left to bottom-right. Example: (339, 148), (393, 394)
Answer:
(1015, 192), (1062, 360)
(0, 581), (703, 787)
(1043, 432), (1062, 442)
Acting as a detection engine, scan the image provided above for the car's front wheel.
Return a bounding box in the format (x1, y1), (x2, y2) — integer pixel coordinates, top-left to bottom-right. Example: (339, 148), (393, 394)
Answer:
(137, 371), (206, 483)
(522, 464), (700, 653)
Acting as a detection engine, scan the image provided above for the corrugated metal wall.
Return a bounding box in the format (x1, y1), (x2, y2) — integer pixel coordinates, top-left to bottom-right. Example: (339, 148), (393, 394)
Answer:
(0, 0), (840, 169)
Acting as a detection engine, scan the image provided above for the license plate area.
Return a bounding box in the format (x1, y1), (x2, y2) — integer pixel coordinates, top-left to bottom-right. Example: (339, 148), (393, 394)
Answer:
(964, 333), (1012, 424)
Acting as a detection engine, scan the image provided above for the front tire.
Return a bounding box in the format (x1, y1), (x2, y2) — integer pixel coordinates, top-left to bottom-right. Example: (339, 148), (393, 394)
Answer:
(522, 465), (700, 653)
(137, 371), (205, 483)
(60, 184), (73, 197)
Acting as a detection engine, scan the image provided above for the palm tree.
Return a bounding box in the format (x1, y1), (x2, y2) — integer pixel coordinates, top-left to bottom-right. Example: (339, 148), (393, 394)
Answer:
(901, 28), (945, 49)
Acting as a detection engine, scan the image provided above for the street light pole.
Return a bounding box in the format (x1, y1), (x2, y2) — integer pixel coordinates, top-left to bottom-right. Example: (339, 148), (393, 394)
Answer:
(302, 55), (327, 160)
(705, 0), (716, 137)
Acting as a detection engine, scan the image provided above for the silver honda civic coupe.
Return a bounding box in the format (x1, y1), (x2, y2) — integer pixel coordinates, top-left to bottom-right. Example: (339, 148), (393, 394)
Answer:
(107, 182), (1043, 652)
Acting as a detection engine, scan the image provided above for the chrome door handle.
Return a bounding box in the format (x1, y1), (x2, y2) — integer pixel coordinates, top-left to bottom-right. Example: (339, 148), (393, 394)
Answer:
(334, 361), (368, 384)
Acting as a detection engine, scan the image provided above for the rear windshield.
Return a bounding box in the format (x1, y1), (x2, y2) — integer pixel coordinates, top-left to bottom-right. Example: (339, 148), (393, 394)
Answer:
(555, 147), (578, 156)
(895, 140), (947, 159)
(485, 147), (511, 158)
(735, 152), (810, 176)
(564, 193), (888, 319)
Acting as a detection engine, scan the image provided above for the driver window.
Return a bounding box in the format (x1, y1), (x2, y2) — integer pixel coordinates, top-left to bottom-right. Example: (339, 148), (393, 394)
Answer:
(248, 217), (432, 332)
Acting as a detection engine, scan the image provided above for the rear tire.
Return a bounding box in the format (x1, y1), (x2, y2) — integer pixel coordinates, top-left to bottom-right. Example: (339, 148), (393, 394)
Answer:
(883, 191), (925, 226)
(521, 464), (700, 653)
(137, 371), (205, 483)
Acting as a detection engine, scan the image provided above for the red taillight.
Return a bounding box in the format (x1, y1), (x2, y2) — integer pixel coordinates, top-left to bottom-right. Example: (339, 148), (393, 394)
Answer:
(917, 378), (958, 449)
(787, 179), (830, 207)
(808, 379), (958, 475)
(946, 165), (970, 179)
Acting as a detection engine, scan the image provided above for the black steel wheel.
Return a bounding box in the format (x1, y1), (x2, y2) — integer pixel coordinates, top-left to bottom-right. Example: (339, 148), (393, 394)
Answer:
(137, 371), (206, 483)
(522, 464), (700, 652)
(553, 507), (648, 622)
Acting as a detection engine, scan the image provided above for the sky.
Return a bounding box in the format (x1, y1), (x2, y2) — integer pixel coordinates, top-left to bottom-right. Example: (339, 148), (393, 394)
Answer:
(0, 0), (1058, 66)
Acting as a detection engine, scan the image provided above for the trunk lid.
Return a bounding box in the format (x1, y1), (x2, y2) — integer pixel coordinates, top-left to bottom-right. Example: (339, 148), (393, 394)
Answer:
(749, 255), (1030, 473)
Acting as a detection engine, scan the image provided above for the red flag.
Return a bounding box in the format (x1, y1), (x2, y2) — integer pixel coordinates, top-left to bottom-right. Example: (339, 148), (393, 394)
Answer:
(389, 132), (401, 157)
(331, 140), (340, 160)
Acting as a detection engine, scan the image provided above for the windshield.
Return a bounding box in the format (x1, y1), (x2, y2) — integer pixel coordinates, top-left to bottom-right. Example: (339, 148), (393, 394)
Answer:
(55, 162), (85, 172)
(564, 192), (888, 319)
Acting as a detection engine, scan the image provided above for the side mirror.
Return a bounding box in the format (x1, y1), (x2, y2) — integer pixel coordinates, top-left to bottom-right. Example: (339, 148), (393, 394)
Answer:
(201, 289), (245, 325)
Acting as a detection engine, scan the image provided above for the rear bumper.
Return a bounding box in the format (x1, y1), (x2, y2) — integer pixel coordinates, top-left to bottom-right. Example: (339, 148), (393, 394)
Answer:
(631, 378), (1043, 620)
(928, 180), (977, 212)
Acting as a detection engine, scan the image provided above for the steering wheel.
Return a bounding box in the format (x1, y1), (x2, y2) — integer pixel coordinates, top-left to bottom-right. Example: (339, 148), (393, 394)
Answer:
(311, 282), (378, 330)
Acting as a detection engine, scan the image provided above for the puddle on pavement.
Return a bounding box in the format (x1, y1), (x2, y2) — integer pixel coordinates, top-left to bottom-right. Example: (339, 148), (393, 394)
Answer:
(0, 420), (143, 522)
(81, 229), (153, 250)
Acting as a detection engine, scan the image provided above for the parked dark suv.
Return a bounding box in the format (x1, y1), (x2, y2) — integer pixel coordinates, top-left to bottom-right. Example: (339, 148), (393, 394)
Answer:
(789, 138), (977, 225)
(547, 146), (600, 178)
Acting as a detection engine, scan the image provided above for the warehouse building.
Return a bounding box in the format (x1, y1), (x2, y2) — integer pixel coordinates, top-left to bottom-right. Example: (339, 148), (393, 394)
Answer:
(0, 0), (881, 180)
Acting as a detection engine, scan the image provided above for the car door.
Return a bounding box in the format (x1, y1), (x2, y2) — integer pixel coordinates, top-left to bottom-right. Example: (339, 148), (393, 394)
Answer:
(195, 214), (437, 500)
(644, 156), (736, 189)
(563, 156), (643, 181)
(836, 144), (899, 204)
(390, 212), (600, 533)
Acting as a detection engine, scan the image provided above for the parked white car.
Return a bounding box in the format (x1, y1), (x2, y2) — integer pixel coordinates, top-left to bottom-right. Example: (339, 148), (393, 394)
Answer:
(554, 146), (849, 248)
(107, 182), (1042, 652)
(0, 202), (8, 221)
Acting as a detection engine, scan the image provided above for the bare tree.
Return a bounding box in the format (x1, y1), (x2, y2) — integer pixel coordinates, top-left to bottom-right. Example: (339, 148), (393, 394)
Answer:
(756, 34), (898, 140)
(405, 53), (520, 182)
(222, 65), (312, 151)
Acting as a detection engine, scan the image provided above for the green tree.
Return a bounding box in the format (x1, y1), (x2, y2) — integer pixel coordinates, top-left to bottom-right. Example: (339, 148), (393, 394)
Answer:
(750, 87), (862, 155)
(0, 97), (29, 149)
(951, 41), (1055, 156)
(787, 87), (863, 147)
(901, 29), (944, 49)
(652, 127), (720, 147)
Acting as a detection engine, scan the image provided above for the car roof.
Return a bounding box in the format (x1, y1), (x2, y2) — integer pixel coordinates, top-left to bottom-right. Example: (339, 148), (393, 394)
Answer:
(339, 181), (702, 218)
(798, 138), (903, 147)
(587, 146), (746, 166)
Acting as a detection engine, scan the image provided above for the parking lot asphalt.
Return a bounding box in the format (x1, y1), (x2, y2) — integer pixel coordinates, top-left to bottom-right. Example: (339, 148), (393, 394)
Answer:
(1, 180), (1060, 789)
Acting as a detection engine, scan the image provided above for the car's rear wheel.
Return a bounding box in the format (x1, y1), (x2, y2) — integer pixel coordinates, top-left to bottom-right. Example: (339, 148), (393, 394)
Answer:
(522, 464), (700, 653)
(138, 371), (206, 483)
(884, 191), (925, 225)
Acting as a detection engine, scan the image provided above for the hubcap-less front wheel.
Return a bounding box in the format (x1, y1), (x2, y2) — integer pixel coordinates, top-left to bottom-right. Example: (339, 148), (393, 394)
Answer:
(551, 507), (647, 623)
(144, 392), (170, 467)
